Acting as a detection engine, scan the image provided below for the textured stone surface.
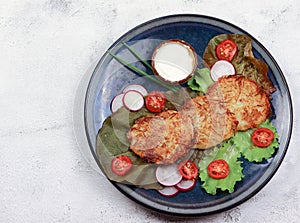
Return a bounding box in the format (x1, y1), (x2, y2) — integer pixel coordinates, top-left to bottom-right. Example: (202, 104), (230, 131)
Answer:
(1, 0), (299, 222)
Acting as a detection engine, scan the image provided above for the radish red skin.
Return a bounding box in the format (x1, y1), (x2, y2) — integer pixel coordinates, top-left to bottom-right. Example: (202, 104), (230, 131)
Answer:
(157, 186), (179, 197)
(122, 84), (148, 96)
(155, 164), (183, 187)
(175, 179), (196, 192)
(122, 90), (144, 112)
(110, 93), (125, 113)
(210, 60), (235, 81)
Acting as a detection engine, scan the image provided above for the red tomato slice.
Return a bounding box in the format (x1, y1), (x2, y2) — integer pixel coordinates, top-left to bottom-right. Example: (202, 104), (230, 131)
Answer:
(145, 91), (166, 113)
(251, 128), (274, 148)
(178, 160), (198, 180)
(216, 40), (237, 62)
(208, 159), (229, 179)
(111, 155), (132, 176)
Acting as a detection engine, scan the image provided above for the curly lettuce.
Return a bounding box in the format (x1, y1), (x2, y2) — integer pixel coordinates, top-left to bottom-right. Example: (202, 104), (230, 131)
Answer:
(199, 140), (244, 195)
(187, 68), (214, 93)
(232, 119), (279, 162)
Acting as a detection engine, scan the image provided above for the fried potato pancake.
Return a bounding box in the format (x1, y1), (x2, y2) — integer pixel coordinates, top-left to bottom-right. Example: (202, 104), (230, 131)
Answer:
(127, 75), (272, 163)
(207, 75), (271, 131)
(181, 95), (238, 149)
(127, 110), (194, 164)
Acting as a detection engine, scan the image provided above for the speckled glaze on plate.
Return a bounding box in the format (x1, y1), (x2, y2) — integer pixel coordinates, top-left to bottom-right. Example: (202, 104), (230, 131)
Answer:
(84, 14), (293, 216)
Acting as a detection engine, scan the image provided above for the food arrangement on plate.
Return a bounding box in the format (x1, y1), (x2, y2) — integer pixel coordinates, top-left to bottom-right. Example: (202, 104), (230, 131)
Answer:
(96, 33), (279, 197)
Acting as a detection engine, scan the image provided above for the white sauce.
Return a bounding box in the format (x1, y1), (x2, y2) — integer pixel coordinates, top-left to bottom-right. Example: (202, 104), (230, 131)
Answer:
(153, 42), (196, 82)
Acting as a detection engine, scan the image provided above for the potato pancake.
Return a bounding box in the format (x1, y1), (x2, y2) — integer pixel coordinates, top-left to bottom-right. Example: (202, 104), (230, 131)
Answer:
(207, 75), (272, 131)
(181, 95), (238, 149)
(127, 75), (272, 163)
(127, 110), (194, 164)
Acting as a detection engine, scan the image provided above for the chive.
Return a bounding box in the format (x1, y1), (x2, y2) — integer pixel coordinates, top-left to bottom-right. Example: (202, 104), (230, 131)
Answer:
(121, 42), (153, 71)
(108, 51), (179, 92)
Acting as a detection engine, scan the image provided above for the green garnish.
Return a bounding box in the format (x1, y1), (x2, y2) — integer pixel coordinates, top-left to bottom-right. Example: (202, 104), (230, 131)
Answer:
(232, 119), (279, 162)
(199, 140), (244, 195)
(108, 43), (179, 92)
(121, 42), (153, 70)
(187, 68), (214, 93)
(202, 33), (276, 96)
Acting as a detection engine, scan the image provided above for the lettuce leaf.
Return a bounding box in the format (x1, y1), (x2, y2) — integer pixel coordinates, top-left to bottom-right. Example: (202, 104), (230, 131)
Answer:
(232, 119), (279, 162)
(96, 107), (163, 189)
(96, 88), (202, 189)
(203, 34), (253, 71)
(202, 34), (276, 96)
(187, 68), (214, 93)
(199, 140), (244, 195)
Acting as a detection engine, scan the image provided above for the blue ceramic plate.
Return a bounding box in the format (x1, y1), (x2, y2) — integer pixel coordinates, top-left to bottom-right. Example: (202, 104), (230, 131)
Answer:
(84, 14), (292, 216)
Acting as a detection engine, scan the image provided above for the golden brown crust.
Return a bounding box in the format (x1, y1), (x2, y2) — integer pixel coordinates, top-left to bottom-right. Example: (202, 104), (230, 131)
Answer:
(181, 95), (238, 149)
(127, 110), (194, 164)
(207, 75), (271, 131)
(127, 75), (272, 163)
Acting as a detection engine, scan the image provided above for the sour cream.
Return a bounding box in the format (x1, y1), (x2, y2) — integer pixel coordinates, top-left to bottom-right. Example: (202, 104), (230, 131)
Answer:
(152, 40), (197, 83)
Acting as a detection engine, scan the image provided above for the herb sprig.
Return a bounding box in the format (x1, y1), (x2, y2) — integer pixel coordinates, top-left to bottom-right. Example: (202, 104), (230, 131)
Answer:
(108, 42), (179, 92)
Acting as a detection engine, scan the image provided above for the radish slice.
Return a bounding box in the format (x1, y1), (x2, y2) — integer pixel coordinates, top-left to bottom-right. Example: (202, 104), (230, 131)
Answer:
(122, 90), (144, 111)
(157, 186), (179, 197)
(210, 60), (235, 81)
(155, 163), (182, 187)
(110, 93), (125, 113)
(123, 84), (148, 96)
(175, 179), (196, 192)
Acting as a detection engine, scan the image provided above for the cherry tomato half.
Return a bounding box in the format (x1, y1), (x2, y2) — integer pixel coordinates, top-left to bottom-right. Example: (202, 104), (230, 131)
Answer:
(145, 91), (166, 113)
(208, 159), (229, 179)
(178, 160), (199, 180)
(216, 39), (237, 62)
(111, 155), (132, 176)
(251, 128), (274, 148)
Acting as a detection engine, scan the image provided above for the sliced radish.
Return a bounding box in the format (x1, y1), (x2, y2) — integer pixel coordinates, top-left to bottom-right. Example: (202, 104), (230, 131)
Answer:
(210, 60), (235, 81)
(110, 93), (125, 113)
(123, 84), (148, 96)
(157, 186), (179, 197)
(175, 179), (196, 192)
(122, 90), (144, 111)
(155, 163), (182, 187)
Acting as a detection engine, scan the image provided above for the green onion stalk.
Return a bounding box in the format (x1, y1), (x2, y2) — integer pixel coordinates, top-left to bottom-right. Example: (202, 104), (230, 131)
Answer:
(108, 43), (179, 92)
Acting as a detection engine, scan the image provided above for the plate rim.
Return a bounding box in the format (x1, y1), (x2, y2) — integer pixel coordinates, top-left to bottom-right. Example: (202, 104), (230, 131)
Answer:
(83, 13), (293, 216)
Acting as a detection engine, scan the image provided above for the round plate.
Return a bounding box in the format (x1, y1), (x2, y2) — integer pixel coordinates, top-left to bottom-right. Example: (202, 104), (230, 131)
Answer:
(84, 14), (293, 216)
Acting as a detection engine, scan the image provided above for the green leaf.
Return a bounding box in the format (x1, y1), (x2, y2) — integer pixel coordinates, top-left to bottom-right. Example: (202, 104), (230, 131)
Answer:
(202, 34), (275, 96)
(96, 107), (163, 189)
(199, 141), (244, 195)
(232, 119), (279, 162)
(96, 89), (198, 190)
(121, 41), (153, 70)
(163, 87), (203, 110)
(202, 34), (253, 72)
(187, 76), (201, 91)
(108, 51), (179, 92)
(187, 68), (213, 93)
